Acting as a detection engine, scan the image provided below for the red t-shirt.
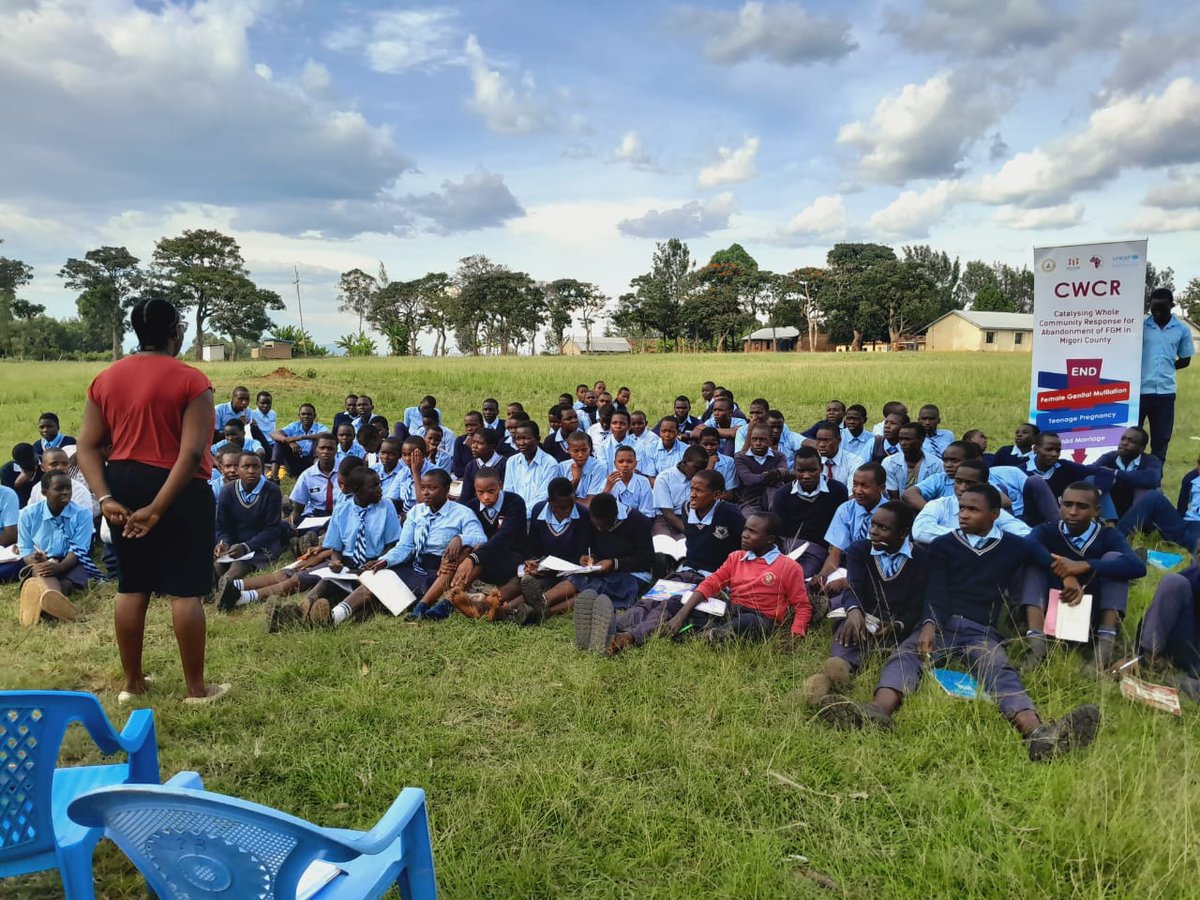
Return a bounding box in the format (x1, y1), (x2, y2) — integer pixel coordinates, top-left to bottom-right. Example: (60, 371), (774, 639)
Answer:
(87, 355), (215, 479)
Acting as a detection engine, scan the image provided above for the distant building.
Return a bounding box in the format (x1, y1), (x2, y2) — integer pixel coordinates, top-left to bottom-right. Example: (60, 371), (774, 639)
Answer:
(744, 326), (800, 352)
(924, 310), (1033, 352)
(201, 344), (226, 362)
(562, 336), (631, 355)
(251, 338), (295, 360)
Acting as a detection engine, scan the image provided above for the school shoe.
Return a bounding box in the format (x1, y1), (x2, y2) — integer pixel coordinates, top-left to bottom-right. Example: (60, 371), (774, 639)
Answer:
(19, 578), (42, 626)
(573, 590), (598, 649)
(307, 598), (332, 626)
(1026, 704), (1101, 762)
(817, 695), (895, 731)
(1020, 634), (1048, 673)
(510, 601), (533, 626)
(1081, 637), (1117, 677)
(588, 594), (615, 655)
(405, 603), (429, 622)
(800, 673), (832, 707)
(39, 590), (78, 623)
(821, 657), (853, 693)
(263, 599), (302, 633)
(215, 575), (240, 612)
(808, 591), (830, 626)
(423, 599), (453, 621)
(519, 576), (546, 625)
(607, 632), (635, 657)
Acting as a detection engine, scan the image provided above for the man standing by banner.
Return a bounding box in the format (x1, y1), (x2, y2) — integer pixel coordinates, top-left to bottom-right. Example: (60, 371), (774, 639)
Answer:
(1140, 287), (1192, 462)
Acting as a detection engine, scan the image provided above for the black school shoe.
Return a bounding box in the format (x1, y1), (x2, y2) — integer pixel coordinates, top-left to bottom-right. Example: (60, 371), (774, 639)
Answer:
(817, 695), (896, 731)
(1026, 704), (1101, 762)
(216, 575), (240, 612)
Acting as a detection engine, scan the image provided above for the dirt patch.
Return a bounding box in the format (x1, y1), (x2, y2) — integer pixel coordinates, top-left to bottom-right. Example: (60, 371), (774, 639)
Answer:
(264, 367), (301, 380)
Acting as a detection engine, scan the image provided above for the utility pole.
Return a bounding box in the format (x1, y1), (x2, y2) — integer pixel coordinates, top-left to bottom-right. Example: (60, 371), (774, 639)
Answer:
(293, 265), (307, 356)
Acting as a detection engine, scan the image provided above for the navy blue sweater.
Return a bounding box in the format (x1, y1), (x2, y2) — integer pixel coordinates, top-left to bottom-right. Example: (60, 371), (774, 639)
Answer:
(1177, 470), (1199, 517)
(1028, 522), (1146, 589)
(451, 435), (475, 479)
(681, 501), (745, 573)
(734, 450), (788, 509)
(923, 531), (1051, 629)
(844, 539), (929, 633)
(1027, 460), (1115, 500)
(527, 501), (594, 563)
(1094, 450), (1163, 515)
(467, 491), (528, 571)
(592, 508), (655, 575)
(769, 480), (849, 547)
(216, 480), (287, 556)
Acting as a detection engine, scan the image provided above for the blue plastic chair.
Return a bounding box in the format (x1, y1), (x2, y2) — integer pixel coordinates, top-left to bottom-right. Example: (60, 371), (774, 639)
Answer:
(0, 690), (159, 899)
(69, 771), (437, 899)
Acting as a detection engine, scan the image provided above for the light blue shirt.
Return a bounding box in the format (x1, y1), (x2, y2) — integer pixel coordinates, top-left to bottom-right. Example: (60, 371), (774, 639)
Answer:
(713, 453), (738, 490)
(641, 438), (686, 478)
(744, 546), (782, 563)
(911, 469), (1026, 518)
(280, 420), (328, 457)
(1187, 479), (1200, 522)
(18, 500), (93, 558)
(1141, 314), (1193, 394)
(959, 524), (1004, 549)
(652, 465), (691, 514)
(211, 436), (265, 456)
(871, 537), (914, 578)
(1060, 520), (1099, 552)
(882, 452), (941, 494)
(248, 408), (277, 445)
(922, 428), (956, 459)
(505, 448), (560, 518)
(323, 499), (401, 562)
(595, 437), (633, 473)
(384, 500), (486, 566)
(403, 406), (443, 434)
(609, 473), (656, 518)
(840, 427), (875, 462)
(214, 402), (249, 431)
(372, 462), (403, 498)
(333, 442), (367, 468)
(289, 464), (338, 516)
(912, 496), (1030, 544)
(825, 497), (886, 552)
(823, 448), (869, 487)
(557, 456), (606, 497)
(388, 461), (434, 514)
(426, 446), (453, 473)
(0, 485), (18, 529)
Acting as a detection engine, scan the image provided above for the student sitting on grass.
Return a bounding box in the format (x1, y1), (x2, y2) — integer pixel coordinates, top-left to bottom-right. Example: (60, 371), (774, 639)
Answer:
(333, 422), (366, 467)
(0, 482), (19, 582)
(871, 401), (908, 436)
(992, 423), (1039, 469)
(813, 422), (868, 487)
(27, 447), (98, 517)
(653, 511), (811, 648)
(911, 460), (1030, 545)
(459, 428), (507, 505)
(801, 399), (846, 441)
(734, 422), (790, 515)
(452, 411), (485, 478)
(640, 417), (686, 479)
(1019, 482), (1145, 673)
(371, 437), (404, 503)
(801, 501), (928, 706)
(543, 403), (580, 462)
(917, 404), (955, 459)
(213, 453), (287, 597)
(33, 412), (76, 463)
(839, 404), (876, 463)
(558, 430), (606, 506)
(506, 421), (559, 519)
(423, 424), (454, 473)
(1114, 452), (1200, 553)
(2, 443), (41, 508)
(871, 410), (906, 461)
(1093, 426), (1161, 520)
(596, 470), (744, 655)
(447, 467), (529, 619)
(883, 422), (941, 498)
(288, 433), (339, 528)
(248, 390), (276, 459)
(270, 403), (327, 478)
(351, 394), (375, 431)
(1020, 431), (1115, 525)
(817, 483), (1100, 763)
(812, 463), (888, 605)
(769, 447), (848, 579)
(698, 426), (738, 496)
(209, 447), (241, 501)
(605, 445), (656, 517)
(17, 471), (103, 626)
(356, 423), (382, 466)
(652, 445), (710, 538)
(211, 419), (266, 461)
(391, 436), (435, 519)
(332, 393), (358, 432)
(1129, 546), (1200, 700)
(900, 440), (979, 508)
(595, 410), (633, 473)
(213, 385), (252, 441)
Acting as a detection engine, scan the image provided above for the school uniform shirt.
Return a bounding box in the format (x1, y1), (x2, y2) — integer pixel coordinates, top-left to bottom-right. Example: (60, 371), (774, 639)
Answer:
(388, 461), (434, 515)
(593, 505), (655, 583)
(0, 485), (19, 532)
(1028, 521), (1145, 588)
(459, 453), (507, 505)
(383, 499), (486, 568)
(481, 416), (505, 438)
(372, 463), (403, 500)
(216, 478), (287, 554)
(922, 428), (957, 459)
(839, 427), (875, 462)
(700, 418), (738, 457)
(824, 497), (886, 553)
(1142, 314), (1194, 395)
(652, 465), (692, 514)
(922, 530), (1051, 629)
(572, 401), (595, 429)
(695, 547), (811, 636)
(28, 473), (98, 518)
(882, 451), (941, 495)
(1095, 450), (1164, 514)
(711, 453), (738, 490)
(467, 491), (528, 568)
(593, 438), (626, 474)
(586, 422), (611, 446)
(822, 448), (869, 488)
(671, 414), (702, 436)
(425, 446), (453, 473)
(527, 500), (594, 562)
(609, 473), (656, 518)
(542, 428), (589, 463)
(770, 477), (848, 547)
(248, 408), (277, 446)
(641, 438), (686, 478)
(734, 449), (787, 508)
(33, 433), (76, 462)
(505, 447), (560, 518)
(911, 495), (1031, 544)
(402, 406), (444, 434)
(211, 437), (266, 457)
(214, 402), (249, 432)
(557, 456), (606, 498)
(843, 538), (929, 632)
(278, 420), (329, 457)
(628, 431), (659, 458)
(992, 444), (1033, 469)
(680, 500), (745, 576)
(333, 442), (367, 469)
(290, 464), (339, 517)
(1177, 469), (1200, 521)
(17, 499), (94, 559)
(323, 498), (402, 564)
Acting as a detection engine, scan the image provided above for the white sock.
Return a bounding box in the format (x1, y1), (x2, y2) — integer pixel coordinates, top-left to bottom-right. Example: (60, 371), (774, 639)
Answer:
(237, 590), (258, 606)
(232, 579), (245, 590)
(332, 601), (352, 625)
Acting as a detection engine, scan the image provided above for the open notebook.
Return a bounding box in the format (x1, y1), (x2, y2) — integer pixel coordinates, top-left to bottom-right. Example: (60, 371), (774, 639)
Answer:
(1045, 589), (1093, 643)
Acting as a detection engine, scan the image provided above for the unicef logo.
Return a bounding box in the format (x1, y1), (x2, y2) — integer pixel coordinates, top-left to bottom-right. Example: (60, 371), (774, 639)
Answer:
(1040, 259), (1057, 272)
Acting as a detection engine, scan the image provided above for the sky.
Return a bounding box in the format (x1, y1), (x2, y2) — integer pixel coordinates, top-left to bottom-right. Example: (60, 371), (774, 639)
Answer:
(3, 0), (1200, 347)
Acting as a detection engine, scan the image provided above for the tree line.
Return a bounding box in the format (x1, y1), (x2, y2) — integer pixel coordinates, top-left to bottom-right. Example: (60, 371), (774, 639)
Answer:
(0, 231), (1192, 360)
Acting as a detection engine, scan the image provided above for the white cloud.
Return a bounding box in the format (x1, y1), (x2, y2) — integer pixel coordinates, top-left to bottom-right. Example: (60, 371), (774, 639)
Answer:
(837, 72), (998, 184)
(672, 1), (856, 66)
(884, 0), (1059, 57)
(994, 203), (1084, 229)
(781, 195), (847, 241)
(611, 131), (651, 168)
(404, 170), (524, 234)
(325, 8), (460, 73)
(618, 193), (735, 238)
(1125, 208), (1200, 234)
(464, 35), (554, 134)
(978, 78), (1200, 207)
(1143, 170), (1200, 210)
(698, 137), (759, 187)
(867, 181), (962, 238)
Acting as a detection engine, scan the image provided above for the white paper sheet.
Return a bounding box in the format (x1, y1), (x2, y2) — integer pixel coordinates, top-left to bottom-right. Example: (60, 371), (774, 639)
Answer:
(215, 549), (257, 564)
(297, 860), (344, 900)
(1046, 590), (1093, 643)
(786, 541), (810, 561)
(359, 568), (418, 615)
(652, 534), (686, 560)
(536, 555), (602, 576)
(296, 516), (331, 531)
(0, 544), (21, 562)
(309, 566), (359, 586)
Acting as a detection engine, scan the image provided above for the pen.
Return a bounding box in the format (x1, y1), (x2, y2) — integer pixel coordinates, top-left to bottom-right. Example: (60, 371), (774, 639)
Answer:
(678, 624), (693, 634)
(1114, 655), (1141, 674)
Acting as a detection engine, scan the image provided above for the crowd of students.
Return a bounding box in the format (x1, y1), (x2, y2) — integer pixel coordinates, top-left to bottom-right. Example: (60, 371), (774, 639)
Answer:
(7, 378), (1200, 762)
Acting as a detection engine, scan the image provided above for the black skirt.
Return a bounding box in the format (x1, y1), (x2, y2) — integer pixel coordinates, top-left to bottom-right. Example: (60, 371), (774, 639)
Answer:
(107, 460), (216, 597)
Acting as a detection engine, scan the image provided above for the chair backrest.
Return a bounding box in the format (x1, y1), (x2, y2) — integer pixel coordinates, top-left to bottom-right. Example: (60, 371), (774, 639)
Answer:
(69, 786), (360, 899)
(0, 691), (112, 862)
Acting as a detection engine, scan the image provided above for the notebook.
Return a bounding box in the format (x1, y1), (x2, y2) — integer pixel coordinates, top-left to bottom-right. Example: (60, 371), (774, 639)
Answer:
(309, 566), (359, 587)
(1119, 675), (1183, 717)
(931, 668), (985, 699)
(652, 534), (687, 561)
(536, 555), (602, 576)
(642, 578), (725, 616)
(1045, 589), (1093, 643)
(1146, 550), (1186, 571)
(359, 568), (418, 615)
(296, 515), (331, 531)
(215, 548), (257, 564)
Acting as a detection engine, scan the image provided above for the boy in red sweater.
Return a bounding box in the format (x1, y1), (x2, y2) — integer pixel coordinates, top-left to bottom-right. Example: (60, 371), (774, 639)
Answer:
(660, 511), (811, 646)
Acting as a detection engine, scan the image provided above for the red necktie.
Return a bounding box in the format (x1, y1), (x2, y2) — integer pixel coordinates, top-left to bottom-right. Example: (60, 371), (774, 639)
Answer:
(825, 459), (835, 482)
(325, 473), (334, 512)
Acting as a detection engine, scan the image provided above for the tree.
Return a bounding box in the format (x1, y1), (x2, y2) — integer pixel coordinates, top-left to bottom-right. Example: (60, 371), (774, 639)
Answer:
(622, 238), (692, 351)
(972, 282), (1013, 312)
(335, 331), (377, 356)
(458, 270), (544, 355)
(822, 243), (897, 349)
(0, 246), (33, 358)
(773, 267), (831, 351)
(11, 299), (45, 319)
(58, 246), (143, 360)
(270, 324), (327, 357)
(151, 229), (248, 360)
(903, 244), (961, 316)
(683, 262), (755, 352)
(545, 278), (606, 352)
(379, 321), (411, 356)
(208, 277), (285, 360)
(993, 263), (1034, 313)
(451, 255), (505, 354)
(1145, 262), (1176, 310)
(1180, 276), (1200, 321)
(855, 259), (937, 345)
(336, 268), (378, 333)
(418, 273), (454, 356)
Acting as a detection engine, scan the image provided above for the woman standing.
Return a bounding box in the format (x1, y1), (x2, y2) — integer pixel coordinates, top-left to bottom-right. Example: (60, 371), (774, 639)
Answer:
(77, 297), (229, 703)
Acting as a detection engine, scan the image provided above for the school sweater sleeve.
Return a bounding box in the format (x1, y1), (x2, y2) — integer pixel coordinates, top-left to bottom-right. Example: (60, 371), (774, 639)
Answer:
(1089, 529), (1148, 580)
(244, 483), (284, 552)
(920, 538), (952, 627)
(608, 511), (655, 574)
(1178, 471), (1199, 516)
(695, 551), (739, 599)
(471, 496), (528, 569)
(734, 453), (772, 488)
(785, 560), (812, 637)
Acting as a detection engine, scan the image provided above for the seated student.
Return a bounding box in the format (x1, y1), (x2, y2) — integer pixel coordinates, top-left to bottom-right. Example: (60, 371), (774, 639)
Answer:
(2, 443), (41, 508)
(813, 463), (888, 601)
(917, 404), (955, 459)
(993, 423), (1039, 469)
(332, 394), (359, 431)
(801, 501), (929, 706)
(693, 395), (738, 455)
(628, 410), (655, 456)
(0, 482), (20, 582)
(586, 403), (613, 447)
(612, 385), (632, 417)
(452, 411), (485, 478)
(459, 428), (507, 505)
(1021, 431), (1115, 526)
(657, 511), (811, 647)
(371, 436), (404, 505)
(671, 395), (702, 438)
(735, 422), (790, 514)
(962, 429), (991, 465)
(210, 447), (242, 500)
(558, 430), (606, 506)
(814, 422), (870, 489)
(652, 445), (710, 538)
(402, 395), (443, 436)
(557, 392), (574, 408)
(17, 471), (103, 625)
(601, 470), (745, 655)
(801, 399), (847, 440)
(543, 404), (586, 462)
(731, 398), (770, 454)
(34, 412), (76, 462)
(642, 417), (686, 478)
(871, 411), (907, 461)
(606, 445), (656, 517)
(839, 405), (875, 463)
(900, 440), (981, 509)
(213, 386), (252, 441)
(506, 421), (559, 519)
(446, 467), (529, 619)
(271, 403), (327, 478)
(1132, 553), (1200, 700)
(871, 401), (908, 436)
(369, 414), (391, 440)
(883, 422), (941, 498)
(1094, 426), (1162, 520)
(770, 447), (849, 578)
(351, 395), (375, 431)
(503, 411), (529, 452)
(288, 432), (339, 527)
(213, 453), (287, 594)
(698, 426), (738, 496)
(1117, 452), (1200, 552)
(333, 422), (366, 468)
(699, 380), (718, 420)
(28, 447), (99, 518)
(211, 419), (266, 460)
(595, 410), (633, 472)
(390, 436), (434, 519)
(356, 423), (383, 466)
(1019, 482), (1146, 673)
(911, 460), (1031, 544)
(481, 398), (505, 439)
(248, 390), (277, 456)
(423, 425), (453, 473)
(766, 410), (799, 468)
(817, 484), (1101, 764)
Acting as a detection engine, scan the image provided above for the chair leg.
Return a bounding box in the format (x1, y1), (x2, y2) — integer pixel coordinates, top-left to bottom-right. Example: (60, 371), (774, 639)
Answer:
(57, 841), (98, 900)
(398, 814), (437, 900)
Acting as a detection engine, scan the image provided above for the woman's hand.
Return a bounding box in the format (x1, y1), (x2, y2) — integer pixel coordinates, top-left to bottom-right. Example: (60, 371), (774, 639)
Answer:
(100, 497), (133, 528)
(122, 506), (162, 539)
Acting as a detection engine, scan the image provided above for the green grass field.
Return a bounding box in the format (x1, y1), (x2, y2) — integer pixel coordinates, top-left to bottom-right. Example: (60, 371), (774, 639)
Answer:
(3, 353), (1199, 898)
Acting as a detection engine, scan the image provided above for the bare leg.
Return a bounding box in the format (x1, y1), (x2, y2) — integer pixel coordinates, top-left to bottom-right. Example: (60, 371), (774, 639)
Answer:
(544, 580), (579, 618)
(115, 592), (152, 694)
(253, 575), (303, 599)
(169, 596), (210, 699)
(1025, 606), (1046, 632)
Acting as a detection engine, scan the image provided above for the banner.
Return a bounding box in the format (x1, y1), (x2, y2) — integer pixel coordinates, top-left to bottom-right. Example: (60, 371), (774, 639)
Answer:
(1030, 240), (1147, 463)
